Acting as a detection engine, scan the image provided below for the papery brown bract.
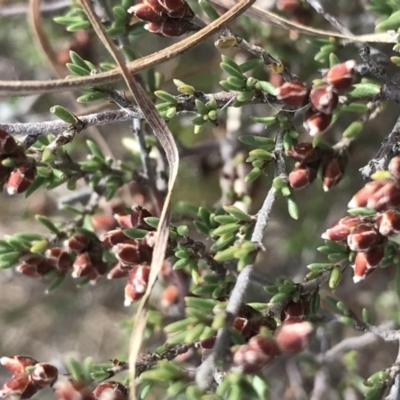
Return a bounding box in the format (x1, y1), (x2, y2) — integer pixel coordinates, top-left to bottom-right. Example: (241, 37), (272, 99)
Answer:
(348, 179), (400, 211)
(129, 2), (165, 23)
(0, 356), (37, 375)
(112, 240), (141, 265)
(65, 234), (90, 253)
(321, 215), (362, 241)
(124, 264), (151, 306)
(0, 129), (18, 154)
(325, 60), (356, 92)
(159, 0), (194, 18)
(45, 248), (72, 270)
(347, 223), (381, 252)
(100, 229), (129, 248)
(376, 210), (400, 236)
(130, 204), (153, 230)
(233, 335), (277, 374)
(275, 321), (313, 353)
(352, 245), (384, 283)
(303, 108), (332, 137)
(309, 84), (338, 115)
(93, 381), (128, 400)
(7, 163), (36, 195)
(322, 156), (345, 191)
(286, 142), (321, 164)
(145, 19), (195, 37)
(72, 252), (101, 282)
(289, 165), (317, 190)
(0, 374), (38, 399)
(274, 81), (309, 108)
(281, 299), (309, 322)
(30, 363), (58, 388)
(107, 262), (131, 279)
(16, 256), (53, 278)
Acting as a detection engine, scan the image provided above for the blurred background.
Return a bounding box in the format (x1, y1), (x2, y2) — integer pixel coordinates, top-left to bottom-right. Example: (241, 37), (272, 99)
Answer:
(0, 0), (400, 399)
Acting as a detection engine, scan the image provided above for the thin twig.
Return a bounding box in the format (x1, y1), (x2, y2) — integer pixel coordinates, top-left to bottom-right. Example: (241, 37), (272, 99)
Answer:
(195, 264), (253, 389)
(251, 129), (286, 247)
(0, 90), (276, 140)
(359, 113), (400, 179)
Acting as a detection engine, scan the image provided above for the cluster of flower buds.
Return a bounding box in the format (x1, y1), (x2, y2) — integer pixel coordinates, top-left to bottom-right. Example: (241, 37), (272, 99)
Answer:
(15, 234), (108, 284)
(100, 205), (156, 306)
(0, 356), (58, 399)
(287, 142), (346, 191)
(275, 60), (356, 137)
(232, 321), (313, 374)
(0, 129), (36, 195)
(321, 209), (400, 281)
(128, 0), (196, 37)
(348, 157), (400, 211)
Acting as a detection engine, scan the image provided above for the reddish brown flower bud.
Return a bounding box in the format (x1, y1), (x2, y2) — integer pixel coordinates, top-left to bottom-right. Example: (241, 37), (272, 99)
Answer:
(303, 108), (332, 137)
(93, 381), (128, 400)
(274, 81), (309, 108)
(199, 336), (216, 350)
(309, 85), (338, 115)
(286, 142), (321, 164)
(0, 129), (19, 155)
(128, 1), (165, 23)
(161, 284), (180, 307)
(348, 179), (400, 211)
(7, 164), (36, 195)
(352, 245), (384, 283)
(233, 335), (277, 374)
(376, 210), (400, 236)
(0, 374), (38, 399)
(325, 60), (356, 92)
(17, 256), (53, 277)
(124, 264), (150, 306)
(30, 363), (58, 388)
(72, 252), (100, 282)
(1, 356), (37, 375)
(233, 317), (251, 338)
(65, 234), (90, 252)
(145, 19), (195, 37)
(321, 215), (362, 241)
(158, 0), (194, 19)
(114, 214), (133, 229)
(107, 262), (130, 279)
(100, 229), (129, 248)
(347, 223), (381, 252)
(281, 299), (309, 322)
(128, 0), (194, 22)
(388, 156), (400, 181)
(276, 0), (301, 12)
(45, 248), (71, 270)
(288, 165), (317, 190)
(275, 321), (313, 353)
(130, 204), (153, 230)
(322, 156), (345, 191)
(112, 240), (141, 265)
